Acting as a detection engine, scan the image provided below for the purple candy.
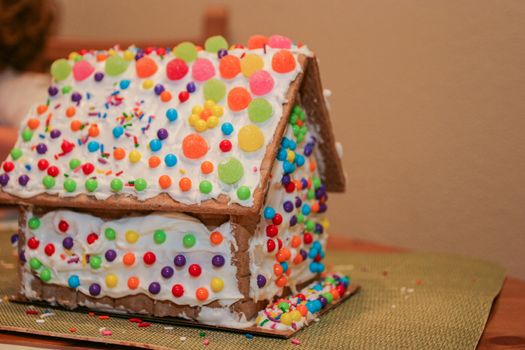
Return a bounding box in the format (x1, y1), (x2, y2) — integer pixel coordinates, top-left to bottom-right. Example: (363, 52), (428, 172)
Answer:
(186, 82), (196, 93)
(301, 178), (308, 189)
(319, 203), (327, 213)
(157, 128), (168, 140)
(295, 197), (302, 208)
(281, 174), (291, 186)
(256, 274), (266, 288)
(148, 282), (161, 294)
(89, 283), (101, 296)
(18, 175), (29, 186)
(154, 84), (165, 95)
(50, 129), (61, 139)
(62, 236), (74, 249)
(36, 143), (47, 154)
(304, 144), (313, 157)
(283, 200), (294, 213)
(71, 92), (82, 102)
(135, 51), (144, 61)
(300, 249), (308, 261)
(315, 223), (324, 234)
(289, 215), (297, 226)
(10, 233), (19, 244)
(0, 173), (9, 186)
(105, 249), (117, 262)
(217, 49), (228, 59)
(174, 254), (186, 267)
(212, 254), (225, 267)
(318, 296), (328, 308)
(94, 72), (104, 82)
(48, 86), (59, 96)
(161, 266), (174, 278)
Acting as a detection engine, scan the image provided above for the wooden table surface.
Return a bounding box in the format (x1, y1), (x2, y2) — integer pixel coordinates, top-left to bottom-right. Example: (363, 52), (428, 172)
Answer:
(0, 236), (523, 350)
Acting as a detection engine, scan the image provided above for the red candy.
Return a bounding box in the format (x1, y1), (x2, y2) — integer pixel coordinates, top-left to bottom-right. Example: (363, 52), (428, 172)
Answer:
(219, 140), (232, 152)
(303, 233), (313, 245)
(61, 140), (75, 154)
(2, 162), (14, 172)
(143, 251), (156, 265)
(172, 284), (184, 297)
(58, 220), (69, 233)
(277, 238), (283, 250)
(272, 213), (283, 225)
(266, 225), (278, 237)
(178, 91), (190, 102)
(82, 163), (94, 175)
(44, 243), (55, 256)
(27, 237), (39, 250)
(37, 159), (49, 171)
(86, 233), (99, 245)
(285, 182), (295, 193)
(166, 58), (189, 80)
(47, 166), (59, 177)
(267, 239), (276, 253)
(188, 264), (202, 277)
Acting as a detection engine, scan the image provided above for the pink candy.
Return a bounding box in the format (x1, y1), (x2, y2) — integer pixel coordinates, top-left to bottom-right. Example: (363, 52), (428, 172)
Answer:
(192, 58), (215, 82)
(268, 35), (292, 49)
(249, 70), (274, 96)
(73, 60), (94, 81)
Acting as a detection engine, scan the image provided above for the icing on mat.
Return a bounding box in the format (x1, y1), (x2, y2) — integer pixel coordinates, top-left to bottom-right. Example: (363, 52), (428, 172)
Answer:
(0, 35), (312, 206)
(21, 210), (243, 306)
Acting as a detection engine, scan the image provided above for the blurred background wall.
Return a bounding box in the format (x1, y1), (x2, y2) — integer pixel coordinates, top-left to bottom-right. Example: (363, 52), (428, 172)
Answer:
(54, 0), (525, 278)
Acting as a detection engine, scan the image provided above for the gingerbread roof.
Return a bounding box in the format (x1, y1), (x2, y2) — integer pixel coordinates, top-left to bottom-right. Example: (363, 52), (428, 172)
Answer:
(0, 35), (344, 215)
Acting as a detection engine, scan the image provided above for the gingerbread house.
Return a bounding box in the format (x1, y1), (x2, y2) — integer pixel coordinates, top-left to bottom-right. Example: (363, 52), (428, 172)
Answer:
(0, 35), (346, 328)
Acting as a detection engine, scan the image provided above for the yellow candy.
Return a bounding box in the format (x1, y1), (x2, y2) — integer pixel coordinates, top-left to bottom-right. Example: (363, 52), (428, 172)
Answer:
(321, 218), (330, 231)
(280, 312), (293, 326)
(123, 50), (135, 61)
(255, 315), (263, 324)
(238, 124), (264, 152)
(105, 274), (118, 288)
(204, 100), (216, 109)
(287, 150), (295, 162)
(207, 116), (219, 128)
(195, 119), (207, 132)
(142, 79), (154, 89)
(192, 105), (203, 114)
(129, 150), (141, 163)
(108, 49), (117, 56)
(241, 54), (264, 77)
(68, 51), (79, 61)
(189, 114), (199, 126)
(210, 277), (224, 292)
(290, 310), (302, 322)
(212, 105), (224, 117)
(125, 230), (139, 244)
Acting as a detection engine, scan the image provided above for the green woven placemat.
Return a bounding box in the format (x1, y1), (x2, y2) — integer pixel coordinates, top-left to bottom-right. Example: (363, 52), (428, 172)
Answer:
(0, 230), (505, 350)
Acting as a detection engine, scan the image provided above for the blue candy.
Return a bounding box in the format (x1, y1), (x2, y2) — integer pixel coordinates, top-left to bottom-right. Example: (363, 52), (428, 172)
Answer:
(263, 207), (276, 219)
(164, 154), (178, 167)
(119, 79), (131, 89)
(112, 126), (124, 138)
(87, 141), (100, 152)
(68, 275), (80, 288)
(295, 154), (305, 166)
(149, 139), (162, 152)
(277, 148), (287, 161)
(221, 122), (234, 135)
(301, 204), (311, 216)
(166, 108), (178, 122)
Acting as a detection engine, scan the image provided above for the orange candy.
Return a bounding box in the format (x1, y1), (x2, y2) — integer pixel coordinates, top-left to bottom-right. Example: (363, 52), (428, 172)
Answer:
(196, 287), (209, 301)
(272, 50), (296, 73)
(158, 175), (172, 189)
(136, 56), (158, 78)
(331, 289), (340, 300)
(113, 147), (126, 160)
(210, 231), (223, 245)
(296, 304), (308, 317)
(276, 248), (291, 262)
(291, 235), (302, 248)
(70, 120), (82, 131)
(275, 275), (287, 288)
(311, 202), (320, 213)
(148, 156), (161, 168)
(66, 107), (76, 118)
(200, 161), (214, 174)
(293, 253), (303, 265)
(88, 124), (100, 137)
(96, 54), (108, 62)
(127, 276), (140, 289)
(182, 133), (208, 159)
(309, 160), (316, 172)
(123, 252), (135, 266)
(27, 118), (40, 130)
(294, 180), (302, 191)
(247, 35), (268, 50)
(227, 87), (252, 111)
(219, 55), (241, 79)
(36, 105), (48, 115)
(273, 263), (283, 276)
(160, 91), (172, 102)
(179, 177), (192, 192)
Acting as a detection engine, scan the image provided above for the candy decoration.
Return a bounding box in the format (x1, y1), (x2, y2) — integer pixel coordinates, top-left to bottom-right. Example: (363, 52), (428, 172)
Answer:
(166, 108), (178, 122)
(179, 177), (191, 192)
(161, 266), (174, 279)
(249, 70), (274, 96)
(174, 42), (198, 62)
(203, 79), (226, 102)
(90, 255), (102, 269)
(211, 255), (225, 267)
(237, 186), (251, 200)
(219, 140), (232, 152)
(192, 58), (215, 81)
(40, 268), (52, 282)
(29, 257), (41, 269)
(104, 227), (116, 240)
(149, 282), (161, 294)
(158, 175), (172, 189)
(42, 175), (55, 189)
(125, 230), (139, 244)
(27, 237), (39, 249)
(63, 179), (77, 192)
(196, 287), (209, 301)
(183, 233), (196, 248)
(241, 54), (264, 77)
(219, 55), (241, 79)
(247, 35), (268, 49)
(106, 274), (118, 288)
(182, 133), (208, 159)
(50, 59), (72, 81)
(68, 275), (80, 289)
(89, 283), (101, 296)
(238, 124), (264, 152)
(210, 277), (224, 292)
(268, 35), (292, 49)
(227, 87), (251, 111)
(128, 276), (139, 289)
(204, 35), (228, 53)
(123, 252), (136, 266)
(28, 217), (40, 230)
(174, 254), (186, 267)
(63, 237), (74, 249)
(73, 60), (94, 81)
(136, 56), (158, 78)
(221, 122), (234, 135)
(134, 178), (147, 191)
(218, 157), (244, 184)
(143, 251), (156, 265)
(105, 55), (129, 76)
(189, 264), (202, 277)
(199, 180), (212, 194)
(172, 284), (184, 297)
(166, 58), (189, 80)
(200, 161), (214, 174)
(272, 50), (296, 73)
(105, 249), (117, 262)
(248, 98), (273, 123)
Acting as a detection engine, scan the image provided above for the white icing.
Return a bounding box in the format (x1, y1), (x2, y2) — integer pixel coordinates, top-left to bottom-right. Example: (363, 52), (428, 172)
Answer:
(196, 306), (252, 328)
(2, 46), (312, 207)
(335, 141), (343, 159)
(21, 209), (243, 306)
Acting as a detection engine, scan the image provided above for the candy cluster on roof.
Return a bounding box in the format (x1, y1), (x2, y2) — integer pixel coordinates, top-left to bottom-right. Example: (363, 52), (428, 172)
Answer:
(0, 35), (311, 207)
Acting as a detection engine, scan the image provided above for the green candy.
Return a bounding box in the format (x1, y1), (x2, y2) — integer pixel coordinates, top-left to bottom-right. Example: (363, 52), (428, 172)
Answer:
(296, 134), (305, 144)
(236, 186), (251, 200)
(61, 85), (72, 94)
(297, 213), (305, 224)
(289, 113), (298, 125)
(29, 258), (42, 270)
(134, 178), (147, 191)
(278, 301), (290, 312)
(69, 158), (81, 170)
(110, 178), (123, 192)
(85, 178), (98, 192)
(42, 175), (55, 189)
(183, 233), (196, 248)
(40, 268), (52, 282)
(218, 157), (244, 184)
(322, 292), (334, 304)
(90, 255), (102, 269)
(307, 189), (315, 200)
(204, 35), (228, 53)
(248, 98), (273, 123)
(63, 179), (77, 192)
(203, 79), (226, 102)
(174, 42), (198, 62)
(153, 230), (166, 244)
(21, 128), (33, 142)
(104, 227), (116, 240)
(199, 180), (212, 194)
(28, 217), (40, 230)
(105, 55), (129, 76)
(313, 177), (321, 189)
(10, 148), (22, 160)
(306, 220), (315, 232)
(50, 59), (72, 81)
